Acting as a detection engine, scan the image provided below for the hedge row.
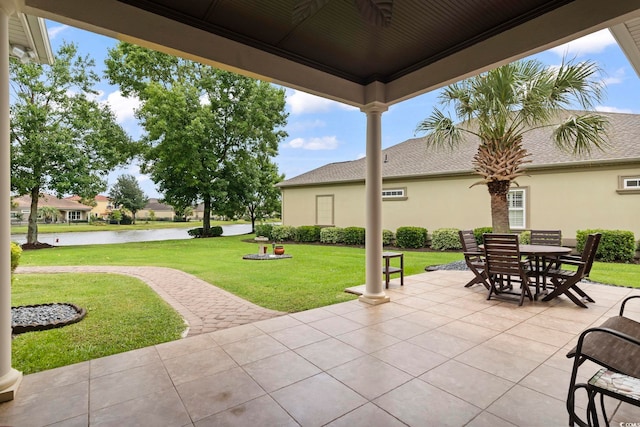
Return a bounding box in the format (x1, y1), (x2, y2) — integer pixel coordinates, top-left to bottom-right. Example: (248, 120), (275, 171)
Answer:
(187, 226), (223, 238)
(256, 225), (422, 247)
(576, 229), (636, 263)
(255, 224), (638, 263)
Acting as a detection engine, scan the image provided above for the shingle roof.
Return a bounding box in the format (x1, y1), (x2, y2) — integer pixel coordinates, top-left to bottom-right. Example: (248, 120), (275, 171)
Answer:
(13, 194), (93, 211)
(144, 198), (174, 212)
(278, 111), (640, 187)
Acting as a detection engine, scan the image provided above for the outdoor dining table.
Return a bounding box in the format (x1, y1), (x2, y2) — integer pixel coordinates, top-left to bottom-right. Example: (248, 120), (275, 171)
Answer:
(480, 243), (572, 297)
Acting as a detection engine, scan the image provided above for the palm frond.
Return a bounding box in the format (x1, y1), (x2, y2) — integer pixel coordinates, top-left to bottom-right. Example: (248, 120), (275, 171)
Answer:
(415, 109), (469, 149)
(553, 113), (610, 156)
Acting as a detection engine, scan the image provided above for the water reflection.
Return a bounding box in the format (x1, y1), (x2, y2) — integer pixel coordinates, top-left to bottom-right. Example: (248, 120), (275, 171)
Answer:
(11, 224), (253, 246)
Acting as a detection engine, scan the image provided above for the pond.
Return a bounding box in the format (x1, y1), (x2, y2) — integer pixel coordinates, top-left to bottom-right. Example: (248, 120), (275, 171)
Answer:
(11, 224), (253, 246)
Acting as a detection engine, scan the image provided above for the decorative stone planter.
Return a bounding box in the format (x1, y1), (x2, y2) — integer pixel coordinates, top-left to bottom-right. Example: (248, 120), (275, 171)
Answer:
(11, 303), (87, 335)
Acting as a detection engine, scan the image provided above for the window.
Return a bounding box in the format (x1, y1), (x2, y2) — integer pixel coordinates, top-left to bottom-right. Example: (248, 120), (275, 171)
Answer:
(316, 195), (334, 225)
(624, 177), (640, 189)
(68, 211), (82, 221)
(382, 187), (407, 201)
(507, 188), (526, 229)
(617, 176), (640, 194)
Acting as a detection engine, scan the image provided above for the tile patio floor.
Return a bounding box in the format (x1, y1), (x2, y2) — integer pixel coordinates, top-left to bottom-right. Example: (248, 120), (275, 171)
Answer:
(2, 270), (640, 426)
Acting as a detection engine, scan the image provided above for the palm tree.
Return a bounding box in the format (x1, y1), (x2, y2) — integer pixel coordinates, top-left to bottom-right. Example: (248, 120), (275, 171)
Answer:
(416, 58), (609, 233)
(37, 206), (61, 224)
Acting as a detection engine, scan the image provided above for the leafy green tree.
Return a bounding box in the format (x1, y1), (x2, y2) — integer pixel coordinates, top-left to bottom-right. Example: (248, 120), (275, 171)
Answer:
(10, 42), (136, 244)
(222, 154), (283, 232)
(108, 174), (148, 224)
(105, 43), (288, 235)
(416, 59), (609, 233)
(110, 209), (122, 225)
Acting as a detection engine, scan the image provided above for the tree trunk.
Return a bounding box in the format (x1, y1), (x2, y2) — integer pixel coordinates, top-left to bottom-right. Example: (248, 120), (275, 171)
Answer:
(27, 187), (40, 244)
(131, 210), (136, 224)
(249, 204), (256, 233)
(203, 198), (211, 232)
(487, 180), (511, 233)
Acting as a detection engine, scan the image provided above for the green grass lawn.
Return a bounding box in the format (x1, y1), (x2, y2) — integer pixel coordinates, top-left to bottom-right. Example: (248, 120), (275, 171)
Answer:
(10, 219), (250, 234)
(19, 234), (640, 311)
(11, 273), (186, 374)
(19, 235), (464, 312)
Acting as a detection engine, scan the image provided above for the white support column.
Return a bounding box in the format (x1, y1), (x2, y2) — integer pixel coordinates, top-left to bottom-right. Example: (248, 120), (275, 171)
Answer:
(359, 102), (390, 305)
(0, 2), (22, 402)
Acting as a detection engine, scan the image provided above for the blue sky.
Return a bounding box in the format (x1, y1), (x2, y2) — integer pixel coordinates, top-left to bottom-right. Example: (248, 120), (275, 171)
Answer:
(45, 22), (640, 198)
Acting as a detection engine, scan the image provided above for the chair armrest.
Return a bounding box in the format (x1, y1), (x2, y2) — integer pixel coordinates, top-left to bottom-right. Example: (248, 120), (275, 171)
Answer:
(557, 259), (585, 268)
(621, 295), (640, 317)
(568, 326), (640, 377)
(463, 251), (483, 257)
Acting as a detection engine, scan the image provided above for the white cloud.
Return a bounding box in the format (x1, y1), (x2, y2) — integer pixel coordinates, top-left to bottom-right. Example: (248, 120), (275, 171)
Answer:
(602, 68), (626, 86)
(286, 136), (339, 150)
(550, 29), (616, 58)
(105, 90), (141, 123)
(286, 89), (357, 114)
(48, 25), (70, 40)
(595, 105), (634, 114)
(287, 119), (326, 132)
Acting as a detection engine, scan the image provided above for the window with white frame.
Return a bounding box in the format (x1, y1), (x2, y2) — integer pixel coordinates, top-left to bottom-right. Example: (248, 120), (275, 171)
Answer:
(624, 177), (640, 189)
(68, 211), (82, 221)
(507, 188), (526, 229)
(382, 188), (407, 200)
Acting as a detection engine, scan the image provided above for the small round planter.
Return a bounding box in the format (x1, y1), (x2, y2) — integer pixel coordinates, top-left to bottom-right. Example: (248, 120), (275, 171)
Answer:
(274, 245), (285, 255)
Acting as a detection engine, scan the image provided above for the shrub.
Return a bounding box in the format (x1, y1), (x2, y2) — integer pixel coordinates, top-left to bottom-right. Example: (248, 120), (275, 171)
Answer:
(382, 229), (395, 246)
(187, 226), (223, 238)
(296, 225), (321, 242)
(272, 225), (297, 242)
(519, 230), (531, 244)
(576, 229), (635, 263)
(320, 227), (344, 244)
(11, 242), (22, 273)
(343, 227), (366, 245)
(431, 228), (462, 251)
(473, 227), (492, 245)
(255, 224), (274, 240)
(396, 226), (427, 248)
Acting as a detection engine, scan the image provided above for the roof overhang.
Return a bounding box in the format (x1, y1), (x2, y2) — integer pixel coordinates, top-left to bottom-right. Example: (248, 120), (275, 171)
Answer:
(610, 18), (640, 78)
(18, 0), (640, 108)
(7, 6), (53, 64)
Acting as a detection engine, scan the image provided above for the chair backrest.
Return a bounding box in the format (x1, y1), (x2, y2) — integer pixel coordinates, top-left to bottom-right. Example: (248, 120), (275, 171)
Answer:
(530, 230), (562, 246)
(483, 233), (523, 277)
(459, 230), (479, 253)
(580, 233), (602, 277)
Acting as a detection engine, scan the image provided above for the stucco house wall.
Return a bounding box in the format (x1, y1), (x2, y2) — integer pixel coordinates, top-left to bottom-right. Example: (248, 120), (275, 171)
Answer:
(281, 164), (639, 244)
(278, 111), (640, 245)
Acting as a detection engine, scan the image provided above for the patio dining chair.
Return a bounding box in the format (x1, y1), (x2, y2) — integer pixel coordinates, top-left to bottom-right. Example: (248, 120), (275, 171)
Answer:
(483, 233), (533, 306)
(527, 229), (563, 286)
(542, 233), (601, 308)
(459, 230), (489, 289)
(530, 229), (562, 246)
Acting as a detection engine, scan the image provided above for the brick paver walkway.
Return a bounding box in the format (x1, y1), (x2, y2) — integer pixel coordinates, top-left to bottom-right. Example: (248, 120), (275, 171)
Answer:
(15, 266), (285, 336)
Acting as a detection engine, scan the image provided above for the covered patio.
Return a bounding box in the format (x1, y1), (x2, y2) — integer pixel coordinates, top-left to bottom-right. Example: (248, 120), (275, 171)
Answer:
(2, 270), (640, 426)
(3, 0), (640, 424)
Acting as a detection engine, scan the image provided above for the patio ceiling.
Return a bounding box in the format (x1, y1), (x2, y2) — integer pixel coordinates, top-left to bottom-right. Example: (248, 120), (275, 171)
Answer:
(20, 0), (640, 107)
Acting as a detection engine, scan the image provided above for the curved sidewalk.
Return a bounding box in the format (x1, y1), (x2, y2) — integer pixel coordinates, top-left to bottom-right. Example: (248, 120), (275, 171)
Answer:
(15, 266), (285, 336)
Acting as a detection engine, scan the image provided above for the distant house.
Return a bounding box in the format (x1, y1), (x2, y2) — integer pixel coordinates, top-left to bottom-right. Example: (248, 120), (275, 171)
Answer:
(138, 198), (175, 220)
(12, 194), (93, 223)
(277, 111), (640, 245)
(65, 194), (113, 220)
